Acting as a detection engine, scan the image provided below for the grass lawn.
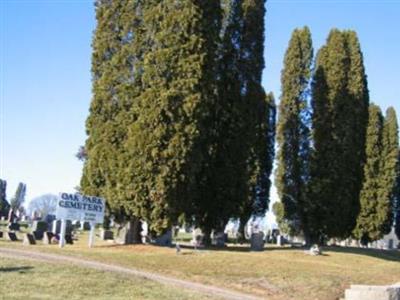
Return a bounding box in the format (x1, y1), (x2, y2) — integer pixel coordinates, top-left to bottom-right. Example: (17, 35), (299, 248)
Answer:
(0, 256), (216, 300)
(1, 228), (399, 300)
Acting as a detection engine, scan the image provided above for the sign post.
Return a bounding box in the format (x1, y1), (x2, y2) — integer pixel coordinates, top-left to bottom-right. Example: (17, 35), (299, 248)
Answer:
(59, 219), (66, 248)
(88, 222), (95, 248)
(55, 193), (105, 248)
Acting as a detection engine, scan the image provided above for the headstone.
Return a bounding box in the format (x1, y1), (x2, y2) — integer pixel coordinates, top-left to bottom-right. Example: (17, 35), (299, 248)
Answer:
(43, 232), (55, 245)
(32, 231), (44, 240)
(1, 216), (6, 221)
(153, 230), (172, 246)
(306, 244), (321, 256)
(212, 231), (226, 247)
(277, 235), (283, 246)
(52, 220), (73, 235)
(65, 234), (74, 245)
(191, 228), (203, 248)
(344, 283), (400, 300)
(115, 220), (142, 244)
(82, 222), (91, 231)
(250, 232), (265, 251)
(140, 222), (149, 243)
(388, 239), (394, 250)
(100, 229), (114, 240)
(23, 233), (36, 245)
(8, 223), (20, 231)
(7, 232), (18, 241)
(32, 221), (48, 240)
(33, 222), (47, 239)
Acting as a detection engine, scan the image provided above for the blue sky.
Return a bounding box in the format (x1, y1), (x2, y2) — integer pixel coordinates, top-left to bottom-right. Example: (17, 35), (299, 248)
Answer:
(1, 1), (400, 215)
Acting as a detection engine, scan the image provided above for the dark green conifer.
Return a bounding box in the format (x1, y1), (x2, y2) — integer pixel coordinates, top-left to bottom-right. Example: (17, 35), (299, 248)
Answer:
(354, 106), (399, 243)
(123, 0), (222, 235)
(395, 160), (400, 239)
(0, 179), (10, 217)
(81, 1), (148, 242)
(10, 182), (26, 212)
(275, 27), (313, 240)
(379, 108), (399, 235)
(308, 29), (369, 242)
(353, 104), (384, 243)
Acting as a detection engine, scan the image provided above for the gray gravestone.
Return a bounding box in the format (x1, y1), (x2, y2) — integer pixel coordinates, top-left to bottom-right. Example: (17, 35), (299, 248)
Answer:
(82, 222), (91, 231)
(32, 220), (49, 240)
(116, 220), (142, 244)
(65, 234), (73, 245)
(277, 235), (283, 246)
(100, 229), (114, 240)
(32, 231), (44, 240)
(23, 233), (36, 245)
(7, 232), (18, 241)
(153, 230), (172, 246)
(43, 232), (55, 244)
(52, 220), (73, 235)
(212, 232), (226, 247)
(251, 232), (265, 251)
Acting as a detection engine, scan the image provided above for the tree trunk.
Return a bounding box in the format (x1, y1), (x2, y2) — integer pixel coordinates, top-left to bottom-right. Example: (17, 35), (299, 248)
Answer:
(303, 227), (312, 248)
(237, 217), (247, 244)
(202, 227), (212, 246)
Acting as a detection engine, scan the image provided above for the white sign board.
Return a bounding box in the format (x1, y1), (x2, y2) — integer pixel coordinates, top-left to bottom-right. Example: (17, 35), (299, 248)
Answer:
(56, 193), (105, 224)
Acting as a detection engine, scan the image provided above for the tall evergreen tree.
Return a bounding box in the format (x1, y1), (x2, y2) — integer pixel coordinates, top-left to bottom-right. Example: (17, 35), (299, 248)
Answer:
(121, 0), (222, 235)
(238, 91), (276, 239)
(308, 29), (369, 243)
(395, 156), (400, 239)
(10, 182), (26, 212)
(239, 0), (272, 223)
(191, 0), (242, 239)
(81, 1), (149, 242)
(379, 107), (399, 234)
(354, 106), (399, 243)
(353, 104), (384, 243)
(275, 27), (313, 241)
(253, 92), (276, 216)
(0, 179), (10, 217)
(190, 0), (272, 242)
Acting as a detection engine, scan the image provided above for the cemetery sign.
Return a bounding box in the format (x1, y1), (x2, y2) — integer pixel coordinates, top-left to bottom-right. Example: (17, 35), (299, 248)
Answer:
(56, 193), (105, 224)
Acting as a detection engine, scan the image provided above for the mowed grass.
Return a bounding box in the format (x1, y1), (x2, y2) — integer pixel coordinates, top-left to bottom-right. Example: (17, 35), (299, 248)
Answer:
(0, 256), (216, 300)
(1, 229), (399, 300)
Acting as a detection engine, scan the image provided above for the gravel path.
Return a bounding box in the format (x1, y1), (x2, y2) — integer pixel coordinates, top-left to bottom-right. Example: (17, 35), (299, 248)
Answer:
(0, 247), (262, 300)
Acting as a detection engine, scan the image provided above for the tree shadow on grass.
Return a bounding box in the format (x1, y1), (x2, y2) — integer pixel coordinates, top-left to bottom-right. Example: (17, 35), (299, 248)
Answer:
(0, 266), (33, 273)
(324, 246), (400, 263)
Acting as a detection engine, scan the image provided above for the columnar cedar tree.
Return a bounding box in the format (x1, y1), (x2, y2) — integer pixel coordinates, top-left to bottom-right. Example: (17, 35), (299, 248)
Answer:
(275, 27), (313, 239)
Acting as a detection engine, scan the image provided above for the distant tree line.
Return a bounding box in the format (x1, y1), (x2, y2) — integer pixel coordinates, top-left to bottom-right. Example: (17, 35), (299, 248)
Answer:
(275, 27), (400, 245)
(81, 0), (274, 243)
